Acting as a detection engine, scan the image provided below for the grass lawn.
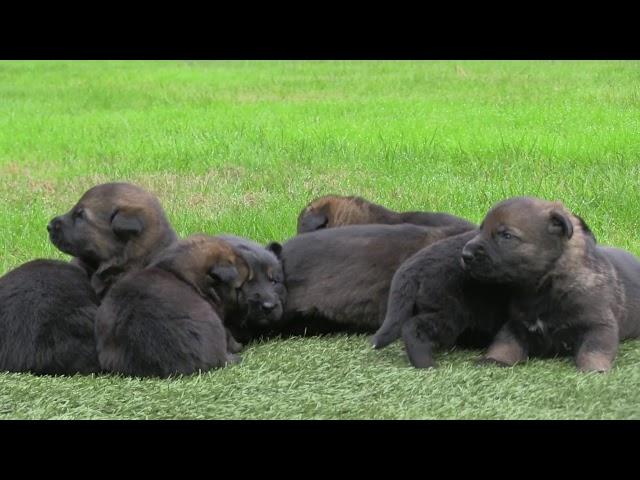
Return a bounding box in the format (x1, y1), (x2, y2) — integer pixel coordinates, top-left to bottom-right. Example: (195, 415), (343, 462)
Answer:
(1, 60), (639, 419)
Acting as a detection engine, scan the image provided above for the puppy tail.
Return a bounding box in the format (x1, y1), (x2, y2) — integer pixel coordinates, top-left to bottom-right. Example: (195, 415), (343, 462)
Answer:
(370, 265), (419, 350)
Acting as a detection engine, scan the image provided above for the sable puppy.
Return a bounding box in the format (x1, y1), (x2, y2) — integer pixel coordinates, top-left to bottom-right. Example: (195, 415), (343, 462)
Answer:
(95, 235), (249, 378)
(460, 197), (640, 372)
(297, 194), (475, 233)
(371, 230), (511, 368)
(216, 235), (286, 343)
(48, 182), (178, 297)
(0, 260), (100, 375)
(280, 222), (475, 335)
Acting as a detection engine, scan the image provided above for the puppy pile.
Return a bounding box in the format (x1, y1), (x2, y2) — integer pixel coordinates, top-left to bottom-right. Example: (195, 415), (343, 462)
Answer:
(1, 184), (639, 378)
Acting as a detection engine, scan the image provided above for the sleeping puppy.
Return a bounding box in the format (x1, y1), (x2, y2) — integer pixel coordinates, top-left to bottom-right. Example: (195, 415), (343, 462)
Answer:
(0, 260), (100, 375)
(95, 235), (249, 378)
(297, 195), (475, 233)
(48, 182), (178, 297)
(215, 235), (286, 343)
(371, 230), (511, 368)
(280, 222), (475, 335)
(462, 197), (640, 372)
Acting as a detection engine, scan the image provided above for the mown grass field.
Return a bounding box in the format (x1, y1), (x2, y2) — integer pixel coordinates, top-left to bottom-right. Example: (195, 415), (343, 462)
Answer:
(1, 60), (639, 419)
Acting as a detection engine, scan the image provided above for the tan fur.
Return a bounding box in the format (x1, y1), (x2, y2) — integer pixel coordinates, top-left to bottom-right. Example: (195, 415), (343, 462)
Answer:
(485, 340), (528, 366)
(175, 235), (250, 290)
(306, 195), (372, 227)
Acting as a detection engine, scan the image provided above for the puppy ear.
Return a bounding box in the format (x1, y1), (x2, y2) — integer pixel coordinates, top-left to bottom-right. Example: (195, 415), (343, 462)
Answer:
(209, 255), (250, 289)
(266, 242), (283, 259)
(298, 212), (328, 233)
(209, 265), (240, 285)
(548, 210), (573, 239)
(111, 209), (144, 239)
(232, 254), (251, 288)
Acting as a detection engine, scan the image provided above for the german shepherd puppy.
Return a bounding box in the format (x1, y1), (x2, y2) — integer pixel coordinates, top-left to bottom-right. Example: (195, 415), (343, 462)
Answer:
(95, 235), (249, 378)
(297, 195), (475, 233)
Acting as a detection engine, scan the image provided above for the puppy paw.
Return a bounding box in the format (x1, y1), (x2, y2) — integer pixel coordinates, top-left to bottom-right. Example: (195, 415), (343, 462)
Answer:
(576, 352), (612, 373)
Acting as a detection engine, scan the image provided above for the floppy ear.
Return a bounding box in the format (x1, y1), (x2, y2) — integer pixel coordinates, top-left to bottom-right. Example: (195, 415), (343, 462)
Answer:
(209, 255), (250, 289)
(266, 242), (283, 259)
(209, 265), (240, 285)
(298, 211), (328, 233)
(232, 254), (251, 288)
(111, 209), (144, 240)
(548, 210), (573, 239)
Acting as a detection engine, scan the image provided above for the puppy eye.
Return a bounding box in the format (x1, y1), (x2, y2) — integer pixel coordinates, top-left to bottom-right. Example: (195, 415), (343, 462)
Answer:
(73, 209), (85, 221)
(500, 231), (513, 240)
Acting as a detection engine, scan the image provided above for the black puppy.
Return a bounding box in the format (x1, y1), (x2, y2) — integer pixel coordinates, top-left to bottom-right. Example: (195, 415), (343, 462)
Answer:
(298, 194), (475, 233)
(280, 223), (475, 335)
(462, 197), (640, 372)
(95, 235), (249, 378)
(371, 230), (510, 368)
(215, 235), (286, 343)
(0, 260), (100, 374)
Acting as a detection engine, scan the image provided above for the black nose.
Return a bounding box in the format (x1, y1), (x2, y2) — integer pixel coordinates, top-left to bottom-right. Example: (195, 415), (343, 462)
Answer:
(461, 246), (475, 263)
(47, 218), (62, 234)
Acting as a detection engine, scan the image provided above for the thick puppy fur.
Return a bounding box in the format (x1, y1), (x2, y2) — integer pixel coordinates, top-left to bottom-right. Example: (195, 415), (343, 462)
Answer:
(95, 235), (249, 378)
(215, 235), (286, 343)
(280, 222), (476, 335)
(48, 182), (178, 297)
(297, 195), (475, 233)
(0, 260), (100, 375)
(462, 197), (640, 372)
(371, 230), (510, 368)
(375, 196), (640, 372)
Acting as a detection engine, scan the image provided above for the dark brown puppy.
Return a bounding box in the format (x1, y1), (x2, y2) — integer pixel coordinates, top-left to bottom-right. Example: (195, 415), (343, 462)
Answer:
(371, 230), (511, 368)
(215, 235), (286, 343)
(48, 182), (178, 297)
(0, 260), (100, 374)
(297, 195), (475, 233)
(461, 197), (640, 372)
(95, 235), (249, 378)
(280, 222), (475, 335)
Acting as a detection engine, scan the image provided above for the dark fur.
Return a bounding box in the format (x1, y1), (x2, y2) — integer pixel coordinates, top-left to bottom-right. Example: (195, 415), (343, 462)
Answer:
(48, 182), (178, 297)
(371, 231), (511, 368)
(462, 197), (640, 372)
(95, 236), (248, 378)
(0, 260), (100, 375)
(280, 222), (475, 335)
(215, 235), (286, 343)
(297, 195), (475, 233)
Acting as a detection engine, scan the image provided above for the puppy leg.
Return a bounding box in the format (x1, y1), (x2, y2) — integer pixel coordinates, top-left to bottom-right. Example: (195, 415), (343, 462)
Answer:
(479, 322), (528, 367)
(575, 322), (618, 373)
(401, 312), (468, 369)
(225, 328), (244, 354)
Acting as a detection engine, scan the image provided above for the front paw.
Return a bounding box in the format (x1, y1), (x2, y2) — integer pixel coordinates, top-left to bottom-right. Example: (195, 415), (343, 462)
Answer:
(576, 352), (613, 373)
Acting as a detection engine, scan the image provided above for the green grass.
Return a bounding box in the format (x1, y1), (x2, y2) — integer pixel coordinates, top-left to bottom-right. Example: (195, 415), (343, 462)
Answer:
(1, 60), (639, 419)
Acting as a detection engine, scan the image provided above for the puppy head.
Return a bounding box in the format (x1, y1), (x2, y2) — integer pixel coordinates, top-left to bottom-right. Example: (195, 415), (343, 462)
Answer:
(460, 197), (585, 284)
(48, 183), (177, 279)
(297, 195), (370, 233)
(217, 236), (287, 328)
(152, 235), (250, 308)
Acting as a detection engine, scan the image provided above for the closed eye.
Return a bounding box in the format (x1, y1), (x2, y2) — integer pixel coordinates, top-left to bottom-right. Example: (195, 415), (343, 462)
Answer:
(73, 209), (85, 221)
